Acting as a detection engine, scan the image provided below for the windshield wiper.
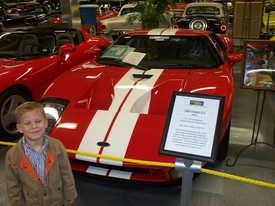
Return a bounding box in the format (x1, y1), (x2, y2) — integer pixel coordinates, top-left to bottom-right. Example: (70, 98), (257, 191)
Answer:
(161, 63), (214, 69)
(122, 61), (150, 70)
(96, 58), (150, 70)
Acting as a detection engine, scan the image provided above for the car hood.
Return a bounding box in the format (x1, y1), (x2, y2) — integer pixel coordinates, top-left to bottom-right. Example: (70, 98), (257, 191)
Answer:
(101, 14), (129, 22)
(44, 62), (233, 165)
(0, 58), (30, 70)
(100, 13), (140, 26)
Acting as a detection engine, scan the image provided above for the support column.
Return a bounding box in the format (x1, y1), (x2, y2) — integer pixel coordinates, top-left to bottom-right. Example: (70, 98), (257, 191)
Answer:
(60, 0), (81, 28)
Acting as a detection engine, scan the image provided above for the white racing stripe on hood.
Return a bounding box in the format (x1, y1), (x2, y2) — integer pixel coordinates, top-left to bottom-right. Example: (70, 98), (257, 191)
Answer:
(147, 28), (179, 36)
(98, 112), (139, 166)
(77, 68), (164, 166)
(114, 69), (164, 113)
(161, 28), (179, 35)
(86, 166), (132, 179)
(147, 28), (166, 35)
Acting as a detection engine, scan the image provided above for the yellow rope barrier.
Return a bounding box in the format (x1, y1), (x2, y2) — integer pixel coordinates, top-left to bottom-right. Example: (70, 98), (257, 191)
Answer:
(66, 149), (175, 167)
(1, 141), (275, 189)
(201, 168), (275, 189)
(0, 141), (16, 147)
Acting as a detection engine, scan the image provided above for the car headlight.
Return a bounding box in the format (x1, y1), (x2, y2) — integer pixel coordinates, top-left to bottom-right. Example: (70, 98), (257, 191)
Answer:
(41, 99), (69, 135)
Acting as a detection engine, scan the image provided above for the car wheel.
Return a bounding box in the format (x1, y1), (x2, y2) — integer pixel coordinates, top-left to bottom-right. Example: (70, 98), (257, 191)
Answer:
(88, 26), (97, 36)
(216, 120), (231, 161)
(189, 17), (208, 30)
(0, 89), (31, 141)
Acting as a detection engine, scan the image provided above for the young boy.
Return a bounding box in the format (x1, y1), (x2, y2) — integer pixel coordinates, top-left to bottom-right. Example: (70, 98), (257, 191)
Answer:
(5, 102), (77, 206)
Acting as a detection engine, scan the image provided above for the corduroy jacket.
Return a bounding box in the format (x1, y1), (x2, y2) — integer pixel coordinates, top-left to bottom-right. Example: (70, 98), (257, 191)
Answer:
(5, 136), (77, 206)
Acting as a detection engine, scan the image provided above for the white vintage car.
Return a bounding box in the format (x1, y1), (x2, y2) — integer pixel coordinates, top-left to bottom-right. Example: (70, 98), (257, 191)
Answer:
(99, 3), (173, 39)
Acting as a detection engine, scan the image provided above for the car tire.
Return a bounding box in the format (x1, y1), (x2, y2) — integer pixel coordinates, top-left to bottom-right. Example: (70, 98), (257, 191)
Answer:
(216, 120), (231, 161)
(188, 17), (208, 30)
(0, 88), (31, 141)
(88, 25), (97, 36)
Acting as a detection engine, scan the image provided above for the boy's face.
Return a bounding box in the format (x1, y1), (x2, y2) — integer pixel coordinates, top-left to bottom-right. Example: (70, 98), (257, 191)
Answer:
(16, 109), (48, 142)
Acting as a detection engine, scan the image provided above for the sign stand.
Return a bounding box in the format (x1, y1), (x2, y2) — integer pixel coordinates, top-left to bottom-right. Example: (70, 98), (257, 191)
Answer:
(175, 158), (201, 206)
(159, 92), (225, 206)
(226, 90), (275, 167)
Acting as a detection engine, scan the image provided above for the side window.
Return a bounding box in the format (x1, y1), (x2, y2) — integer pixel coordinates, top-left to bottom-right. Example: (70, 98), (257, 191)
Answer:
(209, 33), (228, 60)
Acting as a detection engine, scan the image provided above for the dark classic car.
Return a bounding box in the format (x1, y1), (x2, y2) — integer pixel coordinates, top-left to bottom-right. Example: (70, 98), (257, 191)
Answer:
(176, 2), (228, 34)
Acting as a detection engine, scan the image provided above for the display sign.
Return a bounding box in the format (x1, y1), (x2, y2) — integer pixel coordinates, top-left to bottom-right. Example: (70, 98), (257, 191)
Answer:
(159, 92), (224, 163)
(241, 40), (275, 91)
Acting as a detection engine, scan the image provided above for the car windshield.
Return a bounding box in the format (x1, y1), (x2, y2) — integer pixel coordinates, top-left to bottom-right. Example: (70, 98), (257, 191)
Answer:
(97, 35), (222, 69)
(120, 7), (136, 15)
(0, 32), (57, 58)
(13, 4), (51, 15)
(186, 6), (220, 15)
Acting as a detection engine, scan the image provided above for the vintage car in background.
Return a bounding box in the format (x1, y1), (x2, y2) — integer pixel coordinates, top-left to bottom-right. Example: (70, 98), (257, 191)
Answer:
(99, 3), (141, 38)
(0, 24), (110, 141)
(99, 3), (173, 39)
(176, 2), (228, 34)
(41, 28), (242, 183)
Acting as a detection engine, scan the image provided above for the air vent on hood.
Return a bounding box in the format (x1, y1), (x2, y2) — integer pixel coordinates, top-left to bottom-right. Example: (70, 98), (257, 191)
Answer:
(133, 74), (153, 79)
(97, 141), (110, 147)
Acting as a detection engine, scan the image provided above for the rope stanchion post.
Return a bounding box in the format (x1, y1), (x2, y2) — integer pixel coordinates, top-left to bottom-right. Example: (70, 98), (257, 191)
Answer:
(175, 158), (201, 206)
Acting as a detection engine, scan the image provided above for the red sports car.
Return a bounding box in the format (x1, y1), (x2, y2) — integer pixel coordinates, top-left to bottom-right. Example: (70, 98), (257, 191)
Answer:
(0, 24), (110, 141)
(41, 28), (242, 183)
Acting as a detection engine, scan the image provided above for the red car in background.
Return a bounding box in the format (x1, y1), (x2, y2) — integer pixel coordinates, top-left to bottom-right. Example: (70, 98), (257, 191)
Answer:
(0, 24), (110, 141)
(79, 3), (118, 36)
(41, 28), (242, 183)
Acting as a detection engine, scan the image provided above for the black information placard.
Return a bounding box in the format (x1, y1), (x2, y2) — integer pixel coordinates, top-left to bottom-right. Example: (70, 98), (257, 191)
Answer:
(159, 92), (224, 163)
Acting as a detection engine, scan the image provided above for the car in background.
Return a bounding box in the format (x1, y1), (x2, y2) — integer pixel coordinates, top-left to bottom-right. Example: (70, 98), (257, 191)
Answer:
(0, 24), (110, 141)
(99, 3), (141, 38)
(0, 2), (61, 31)
(41, 28), (242, 183)
(99, 3), (173, 39)
(176, 2), (228, 34)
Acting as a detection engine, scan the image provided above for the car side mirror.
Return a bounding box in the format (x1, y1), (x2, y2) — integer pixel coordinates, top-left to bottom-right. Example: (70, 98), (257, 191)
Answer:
(92, 47), (102, 58)
(59, 43), (76, 55)
(227, 53), (243, 65)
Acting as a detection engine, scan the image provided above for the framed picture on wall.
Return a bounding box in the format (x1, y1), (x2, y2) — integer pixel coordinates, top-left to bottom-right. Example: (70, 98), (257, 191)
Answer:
(241, 40), (275, 91)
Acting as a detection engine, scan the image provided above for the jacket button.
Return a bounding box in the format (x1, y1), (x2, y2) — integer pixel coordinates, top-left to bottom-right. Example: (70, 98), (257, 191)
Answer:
(44, 193), (47, 196)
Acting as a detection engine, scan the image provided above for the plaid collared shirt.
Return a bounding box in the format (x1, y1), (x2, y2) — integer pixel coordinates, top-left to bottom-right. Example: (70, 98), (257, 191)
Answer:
(22, 135), (48, 184)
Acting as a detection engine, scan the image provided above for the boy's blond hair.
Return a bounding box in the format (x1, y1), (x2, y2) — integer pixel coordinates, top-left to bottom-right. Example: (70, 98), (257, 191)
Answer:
(14, 102), (46, 123)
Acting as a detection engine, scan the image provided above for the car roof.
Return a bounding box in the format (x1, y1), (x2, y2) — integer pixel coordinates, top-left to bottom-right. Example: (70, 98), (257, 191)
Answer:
(121, 3), (136, 8)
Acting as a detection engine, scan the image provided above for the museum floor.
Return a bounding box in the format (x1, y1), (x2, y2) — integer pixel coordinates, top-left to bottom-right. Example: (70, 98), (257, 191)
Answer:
(1, 61), (275, 206)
